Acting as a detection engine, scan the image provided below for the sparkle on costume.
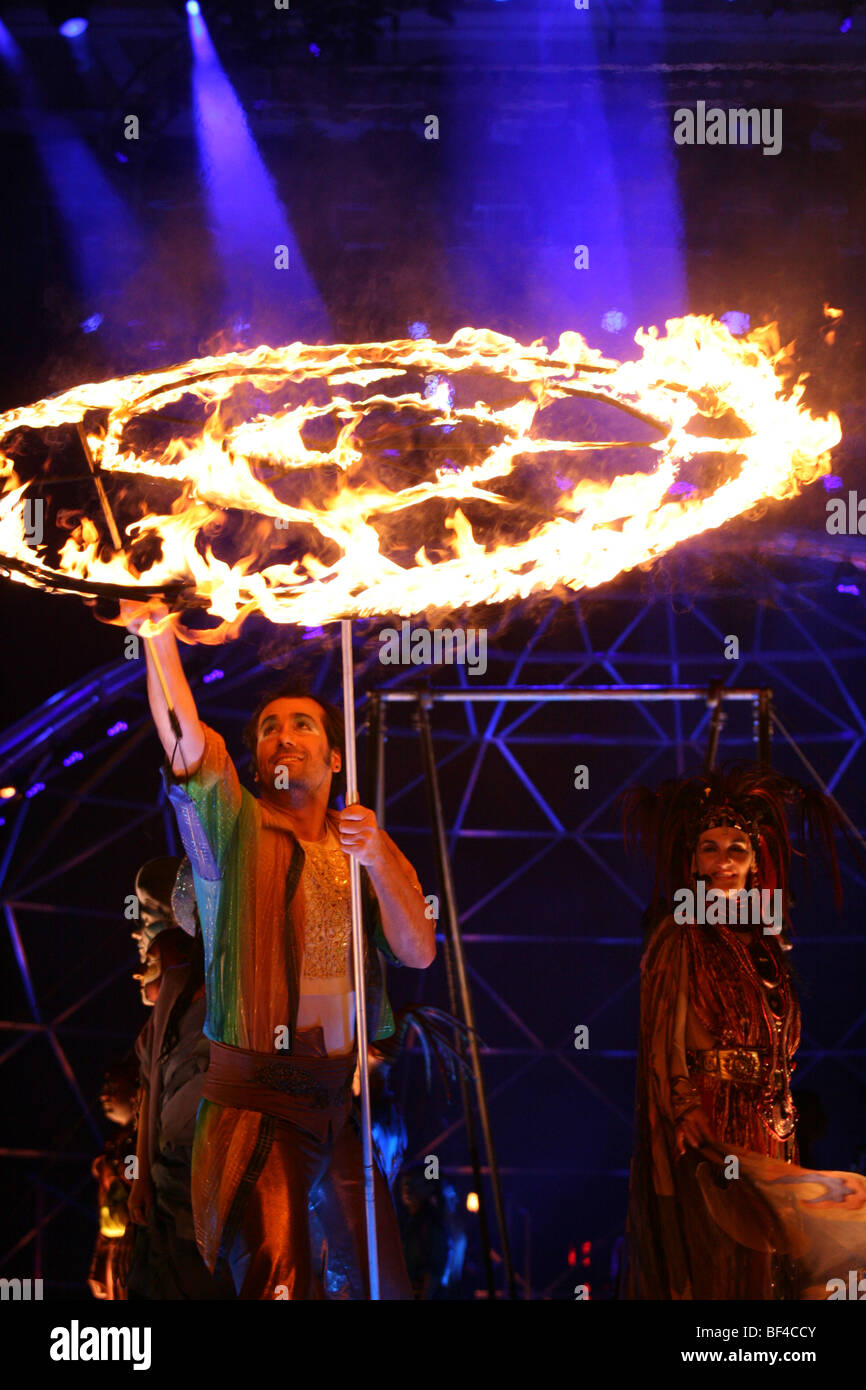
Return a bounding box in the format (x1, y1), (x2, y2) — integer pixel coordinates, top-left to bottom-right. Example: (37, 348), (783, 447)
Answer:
(170, 857), (198, 936)
(299, 830), (351, 977)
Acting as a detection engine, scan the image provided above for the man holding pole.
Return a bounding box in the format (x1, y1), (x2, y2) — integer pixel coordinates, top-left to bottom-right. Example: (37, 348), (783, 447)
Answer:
(119, 601), (435, 1299)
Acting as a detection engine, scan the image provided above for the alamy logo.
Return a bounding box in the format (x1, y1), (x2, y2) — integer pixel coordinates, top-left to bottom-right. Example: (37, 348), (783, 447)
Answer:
(378, 620), (487, 675)
(23, 498), (44, 545)
(49, 1321), (152, 1371)
(826, 1271), (866, 1299)
(0, 1277), (42, 1300)
(826, 490), (866, 534)
(673, 884), (782, 932)
(673, 101), (782, 156)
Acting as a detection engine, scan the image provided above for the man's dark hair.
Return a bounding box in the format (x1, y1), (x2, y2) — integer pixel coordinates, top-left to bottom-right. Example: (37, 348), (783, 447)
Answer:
(241, 680), (346, 800)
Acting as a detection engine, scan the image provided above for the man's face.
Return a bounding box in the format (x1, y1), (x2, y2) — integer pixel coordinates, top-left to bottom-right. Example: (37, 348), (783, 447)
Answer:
(255, 697), (341, 800)
(130, 914), (167, 964)
(134, 886), (165, 929)
(131, 874), (172, 960)
(133, 945), (162, 1006)
(692, 825), (756, 895)
(99, 1077), (136, 1126)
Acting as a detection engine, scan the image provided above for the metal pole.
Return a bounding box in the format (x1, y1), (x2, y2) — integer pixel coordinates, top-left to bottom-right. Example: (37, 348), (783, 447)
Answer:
(380, 686), (767, 704)
(34, 1180), (43, 1283)
(77, 423), (122, 551)
(78, 431), (185, 750)
(757, 688), (772, 768)
(414, 692), (517, 1299)
(703, 680), (726, 772)
(412, 695), (495, 1296)
(364, 691), (386, 825)
(340, 620), (380, 1300)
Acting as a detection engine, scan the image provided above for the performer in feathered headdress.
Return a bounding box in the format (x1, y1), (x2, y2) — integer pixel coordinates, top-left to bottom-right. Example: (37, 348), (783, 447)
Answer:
(620, 763), (854, 1300)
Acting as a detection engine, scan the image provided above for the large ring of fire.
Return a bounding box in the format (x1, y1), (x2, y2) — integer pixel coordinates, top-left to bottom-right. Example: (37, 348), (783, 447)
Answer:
(0, 316), (841, 639)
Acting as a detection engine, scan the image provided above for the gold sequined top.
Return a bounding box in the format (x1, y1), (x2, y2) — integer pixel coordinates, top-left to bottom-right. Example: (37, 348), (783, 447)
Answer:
(298, 828), (352, 979)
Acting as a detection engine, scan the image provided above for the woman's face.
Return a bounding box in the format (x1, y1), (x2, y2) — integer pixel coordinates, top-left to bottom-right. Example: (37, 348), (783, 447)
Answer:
(133, 944), (163, 1006)
(692, 825), (755, 894)
(99, 1077), (136, 1126)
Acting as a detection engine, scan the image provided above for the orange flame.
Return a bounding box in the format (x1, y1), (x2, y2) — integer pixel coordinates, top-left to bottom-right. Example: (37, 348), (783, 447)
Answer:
(0, 317), (840, 639)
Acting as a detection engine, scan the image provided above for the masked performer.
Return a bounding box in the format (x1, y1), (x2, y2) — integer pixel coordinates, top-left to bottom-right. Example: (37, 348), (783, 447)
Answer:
(88, 1058), (139, 1300)
(119, 600), (435, 1299)
(130, 857), (182, 969)
(128, 864), (234, 1299)
(133, 924), (193, 1008)
(620, 765), (850, 1300)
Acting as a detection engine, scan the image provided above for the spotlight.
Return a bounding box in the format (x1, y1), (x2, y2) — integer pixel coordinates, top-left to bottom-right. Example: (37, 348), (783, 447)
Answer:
(834, 562), (861, 597)
(45, 3), (92, 37)
(186, 1), (201, 14)
(720, 310), (750, 336)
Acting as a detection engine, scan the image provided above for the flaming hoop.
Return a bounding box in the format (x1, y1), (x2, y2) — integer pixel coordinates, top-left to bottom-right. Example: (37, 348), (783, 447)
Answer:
(0, 315), (840, 640)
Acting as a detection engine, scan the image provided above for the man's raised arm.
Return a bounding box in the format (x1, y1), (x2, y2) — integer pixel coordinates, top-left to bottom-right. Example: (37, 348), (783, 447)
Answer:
(121, 601), (205, 778)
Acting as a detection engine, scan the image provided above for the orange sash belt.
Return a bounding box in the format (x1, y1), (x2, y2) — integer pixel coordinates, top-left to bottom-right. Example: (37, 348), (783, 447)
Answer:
(202, 1037), (356, 1138)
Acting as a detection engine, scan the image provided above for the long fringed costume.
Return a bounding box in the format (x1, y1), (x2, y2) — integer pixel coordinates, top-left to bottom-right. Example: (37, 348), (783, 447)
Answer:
(621, 765), (866, 1300)
(625, 913), (801, 1298)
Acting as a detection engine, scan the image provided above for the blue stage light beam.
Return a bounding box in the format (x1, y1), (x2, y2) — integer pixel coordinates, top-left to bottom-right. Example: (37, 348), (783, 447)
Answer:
(0, 19), (24, 72)
(443, 1), (685, 351)
(26, 115), (143, 332)
(0, 23), (144, 344)
(58, 13), (96, 78)
(187, 5), (328, 342)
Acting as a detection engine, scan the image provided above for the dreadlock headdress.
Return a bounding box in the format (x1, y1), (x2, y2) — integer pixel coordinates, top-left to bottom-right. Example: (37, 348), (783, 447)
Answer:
(622, 763), (848, 932)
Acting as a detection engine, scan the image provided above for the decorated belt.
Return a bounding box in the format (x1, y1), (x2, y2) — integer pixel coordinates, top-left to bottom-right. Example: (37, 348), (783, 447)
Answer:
(204, 1038), (355, 1115)
(688, 1047), (764, 1085)
(250, 1057), (354, 1109)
